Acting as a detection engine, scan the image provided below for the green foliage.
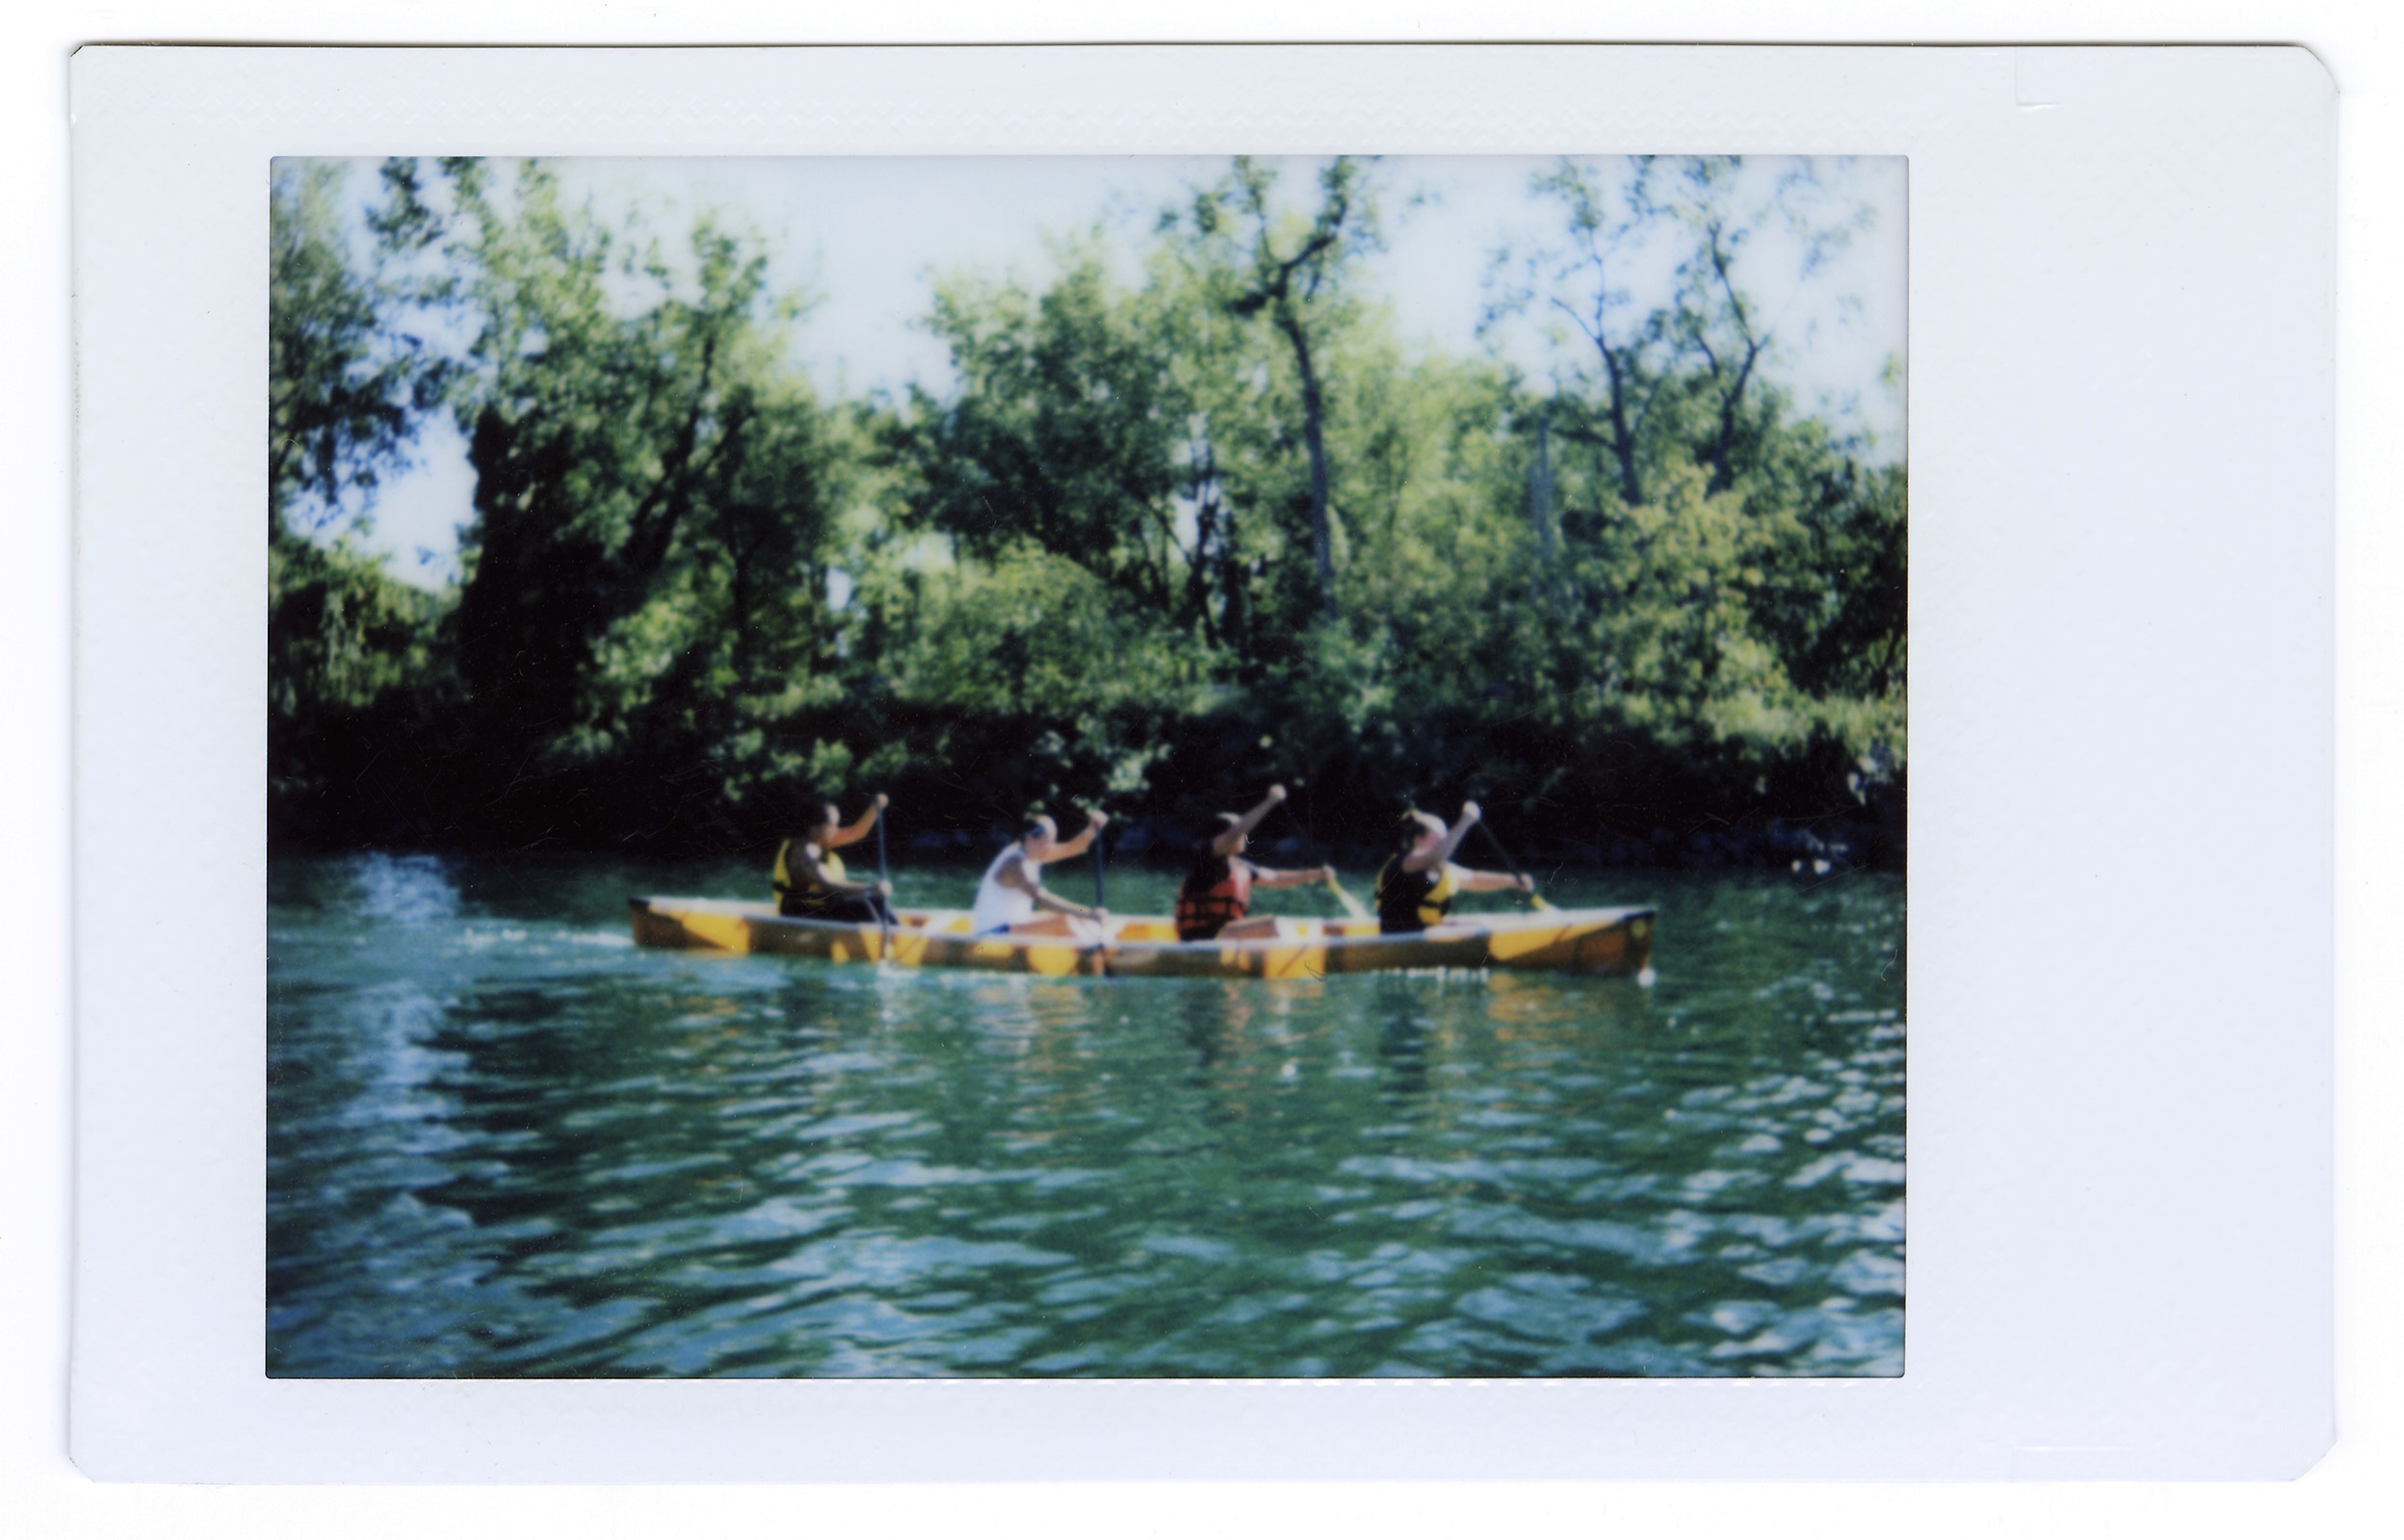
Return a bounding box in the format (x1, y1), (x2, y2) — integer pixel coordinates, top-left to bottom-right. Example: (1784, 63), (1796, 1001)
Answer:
(895, 236), (1191, 613)
(268, 155), (1905, 862)
(403, 163), (853, 840)
(269, 161), (460, 840)
(270, 161), (452, 539)
(883, 544), (1196, 717)
(267, 535), (451, 836)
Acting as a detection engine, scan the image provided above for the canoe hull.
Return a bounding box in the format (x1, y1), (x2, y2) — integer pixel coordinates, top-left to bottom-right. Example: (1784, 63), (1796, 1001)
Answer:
(629, 899), (1655, 980)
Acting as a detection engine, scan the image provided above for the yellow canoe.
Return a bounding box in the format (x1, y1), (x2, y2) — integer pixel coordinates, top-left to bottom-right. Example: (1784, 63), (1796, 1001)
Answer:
(628, 898), (1656, 980)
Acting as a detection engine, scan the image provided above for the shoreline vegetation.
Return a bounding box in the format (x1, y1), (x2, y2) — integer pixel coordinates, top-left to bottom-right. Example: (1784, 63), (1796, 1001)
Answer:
(270, 156), (1905, 873)
(268, 814), (1896, 878)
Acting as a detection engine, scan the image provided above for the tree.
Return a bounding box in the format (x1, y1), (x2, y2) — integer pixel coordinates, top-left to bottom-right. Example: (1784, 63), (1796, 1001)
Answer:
(897, 235), (1192, 616)
(263, 151), (1906, 860)
(270, 160), (450, 540)
(1483, 157), (1668, 512)
(1466, 156), (1904, 827)
(268, 161), (458, 838)
(444, 167), (734, 714)
(1138, 217), (1295, 664)
(1183, 157), (1386, 619)
(1656, 157), (1875, 497)
(379, 158), (851, 841)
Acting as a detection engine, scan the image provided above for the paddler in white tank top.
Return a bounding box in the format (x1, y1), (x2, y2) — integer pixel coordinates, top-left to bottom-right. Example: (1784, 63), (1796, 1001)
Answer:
(970, 811), (1111, 938)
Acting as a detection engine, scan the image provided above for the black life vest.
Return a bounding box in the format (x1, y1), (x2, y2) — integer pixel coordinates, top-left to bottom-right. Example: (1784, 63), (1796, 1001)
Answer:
(1374, 856), (1458, 933)
(1175, 852), (1254, 942)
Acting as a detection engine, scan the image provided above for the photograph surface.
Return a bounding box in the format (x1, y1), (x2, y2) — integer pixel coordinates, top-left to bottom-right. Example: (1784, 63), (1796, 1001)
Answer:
(266, 152), (1906, 1378)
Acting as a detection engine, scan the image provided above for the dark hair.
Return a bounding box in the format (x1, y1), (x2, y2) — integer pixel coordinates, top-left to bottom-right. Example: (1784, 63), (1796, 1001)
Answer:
(1189, 811), (1243, 865)
(1020, 815), (1056, 843)
(1394, 808), (1444, 855)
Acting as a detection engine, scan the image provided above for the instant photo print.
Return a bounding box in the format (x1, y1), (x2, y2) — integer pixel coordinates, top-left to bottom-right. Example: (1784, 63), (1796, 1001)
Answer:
(71, 42), (2331, 1480)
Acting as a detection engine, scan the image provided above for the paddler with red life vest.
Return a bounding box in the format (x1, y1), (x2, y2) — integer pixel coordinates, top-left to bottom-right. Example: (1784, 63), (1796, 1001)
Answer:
(772, 795), (894, 923)
(968, 810), (1111, 939)
(1172, 785), (1337, 943)
(1373, 802), (1533, 934)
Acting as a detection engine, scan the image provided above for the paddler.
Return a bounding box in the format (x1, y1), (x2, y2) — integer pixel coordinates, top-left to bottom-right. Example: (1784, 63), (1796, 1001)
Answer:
(1373, 802), (1532, 934)
(773, 795), (894, 923)
(1173, 785), (1337, 942)
(968, 810), (1111, 938)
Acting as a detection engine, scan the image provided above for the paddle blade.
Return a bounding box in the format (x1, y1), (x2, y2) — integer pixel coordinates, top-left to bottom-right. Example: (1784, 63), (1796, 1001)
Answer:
(1530, 893), (1558, 912)
(1325, 874), (1371, 922)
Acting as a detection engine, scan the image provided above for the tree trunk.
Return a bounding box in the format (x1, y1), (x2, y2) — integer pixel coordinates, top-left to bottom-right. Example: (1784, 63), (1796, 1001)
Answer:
(1704, 350), (1759, 497)
(1186, 484), (1221, 649)
(1220, 498), (1247, 660)
(1278, 309), (1337, 617)
(1529, 415), (1557, 557)
(1700, 231), (1764, 498)
(1599, 346), (1644, 508)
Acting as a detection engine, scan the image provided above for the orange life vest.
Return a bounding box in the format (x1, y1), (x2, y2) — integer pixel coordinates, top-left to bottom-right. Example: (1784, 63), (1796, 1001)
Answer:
(1175, 853), (1254, 942)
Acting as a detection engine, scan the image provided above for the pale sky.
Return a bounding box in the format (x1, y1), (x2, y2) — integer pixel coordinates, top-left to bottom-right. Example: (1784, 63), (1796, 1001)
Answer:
(328, 154), (1906, 587)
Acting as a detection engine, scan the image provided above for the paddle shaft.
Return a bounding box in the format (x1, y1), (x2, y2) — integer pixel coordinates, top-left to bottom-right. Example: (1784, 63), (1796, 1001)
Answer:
(1475, 818), (1554, 910)
(873, 805), (892, 956)
(1091, 830), (1107, 910)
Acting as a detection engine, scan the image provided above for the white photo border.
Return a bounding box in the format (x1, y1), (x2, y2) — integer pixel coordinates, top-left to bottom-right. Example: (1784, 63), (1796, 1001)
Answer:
(70, 42), (2332, 1480)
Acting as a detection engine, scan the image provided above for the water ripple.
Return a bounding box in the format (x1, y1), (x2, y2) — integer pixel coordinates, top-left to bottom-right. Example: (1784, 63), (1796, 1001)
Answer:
(268, 851), (1906, 1377)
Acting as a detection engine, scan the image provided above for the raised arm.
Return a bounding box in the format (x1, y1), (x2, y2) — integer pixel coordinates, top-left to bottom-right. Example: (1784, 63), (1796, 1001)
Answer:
(1403, 801), (1484, 873)
(828, 793), (889, 848)
(1212, 785), (1288, 856)
(1049, 809), (1111, 861)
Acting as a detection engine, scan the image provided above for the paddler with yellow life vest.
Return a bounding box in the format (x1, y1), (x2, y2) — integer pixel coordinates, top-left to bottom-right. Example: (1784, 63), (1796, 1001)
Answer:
(1173, 785), (1337, 943)
(1374, 802), (1533, 934)
(772, 795), (894, 924)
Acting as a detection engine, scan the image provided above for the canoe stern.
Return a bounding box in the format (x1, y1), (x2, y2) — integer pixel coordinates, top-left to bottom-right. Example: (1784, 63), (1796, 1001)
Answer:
(628, 897), (756, 953)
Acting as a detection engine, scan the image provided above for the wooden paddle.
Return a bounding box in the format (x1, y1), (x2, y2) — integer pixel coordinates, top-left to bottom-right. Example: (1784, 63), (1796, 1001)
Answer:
(1323, 873), (1372, 923)
(871, 795), (893, 959)
(1084, 809), (1116, 955)
(1476, 818), (1557, 912)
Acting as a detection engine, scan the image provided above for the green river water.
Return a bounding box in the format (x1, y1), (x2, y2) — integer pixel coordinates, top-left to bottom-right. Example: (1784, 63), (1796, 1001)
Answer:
(267, 850), (1904, 1377)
